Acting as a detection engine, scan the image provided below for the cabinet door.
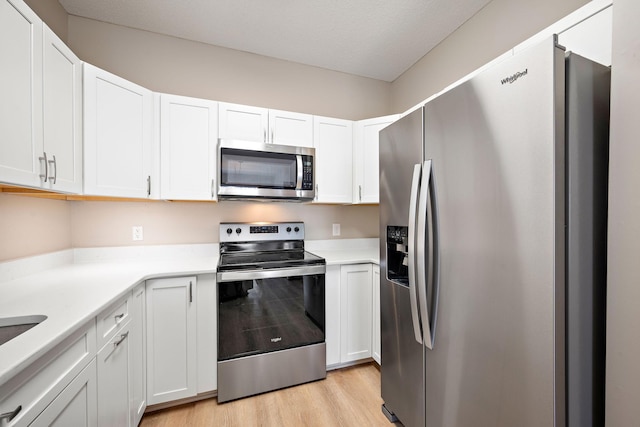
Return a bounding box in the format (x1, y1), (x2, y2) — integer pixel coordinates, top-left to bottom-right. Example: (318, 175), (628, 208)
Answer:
(0, 0), (43, 188)
(97, 322), (131, 427)
(353, 115), (398, 204)
(160, 94), (218, 200)
(372, 265), (381, 365)
(218, 102), (268, 143)
(83, 63), (153, 198)
(30, 360), (98, 427)
(146, 276), (197, 405)
(196, 274), (217, 393)
(340, 264), (373, 363)
(130, 284), (146, 427)
(313, 116), (353, 204)
(41, 25), (82, 193)
(325, 265), (341, 367)
(268, 109), (313, 147)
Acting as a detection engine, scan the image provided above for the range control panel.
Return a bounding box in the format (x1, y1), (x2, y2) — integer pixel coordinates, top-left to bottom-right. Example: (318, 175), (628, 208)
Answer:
(220, 222), (305, 242)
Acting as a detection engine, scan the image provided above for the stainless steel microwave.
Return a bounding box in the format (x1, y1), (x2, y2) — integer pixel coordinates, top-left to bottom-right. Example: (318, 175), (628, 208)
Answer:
(217, 139), (315, 201)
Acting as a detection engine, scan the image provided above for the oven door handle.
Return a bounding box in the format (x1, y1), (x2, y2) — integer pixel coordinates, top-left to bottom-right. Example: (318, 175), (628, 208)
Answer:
(217, 265), (326, 282)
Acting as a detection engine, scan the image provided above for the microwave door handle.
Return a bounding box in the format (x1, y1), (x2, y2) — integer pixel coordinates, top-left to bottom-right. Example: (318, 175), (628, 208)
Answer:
(296, 155), (303, 189)
(408, 163), (423, 345)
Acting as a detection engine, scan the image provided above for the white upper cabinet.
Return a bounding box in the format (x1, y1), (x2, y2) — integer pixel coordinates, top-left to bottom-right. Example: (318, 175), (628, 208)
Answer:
(0, 0), (43, 188)
(218, 102), (268, 143)
(313, 116), (353, 204)
(268, 109), (313, 147)
(0, 0), (44, 187)
(0, 0), (82, 193)
(353, 114), (399, 204)
(84, 63), (154, 198)
(218, 102), (313, 147)
(160, 94), (218, 200)
(42, 25), (82, 193)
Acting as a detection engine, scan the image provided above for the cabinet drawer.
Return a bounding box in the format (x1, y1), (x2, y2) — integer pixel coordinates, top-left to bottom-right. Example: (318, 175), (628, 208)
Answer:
(0, 321), (96, 427)
(97, 293), (131, 351)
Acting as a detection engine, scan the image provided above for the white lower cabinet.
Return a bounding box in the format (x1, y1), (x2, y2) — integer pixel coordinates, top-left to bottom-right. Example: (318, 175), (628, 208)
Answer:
(96, 320), (131, 427)
(340, 263), (373, 363)
(0, 321), (96, 427)
(195, 274), (217, 394)
(146, 276), (197, 405)
(325, 265), (342, 366)
(30, 360), (97, 427)
(372, 265), (381, 364)
(130, 284), (146, 426)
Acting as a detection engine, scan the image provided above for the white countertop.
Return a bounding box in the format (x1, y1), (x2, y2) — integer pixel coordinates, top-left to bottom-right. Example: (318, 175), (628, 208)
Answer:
(0, 239), (379, 388)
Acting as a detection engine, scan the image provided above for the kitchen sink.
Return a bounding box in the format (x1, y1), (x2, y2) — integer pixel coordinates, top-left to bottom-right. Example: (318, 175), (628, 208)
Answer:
(0, 315), (47, 346)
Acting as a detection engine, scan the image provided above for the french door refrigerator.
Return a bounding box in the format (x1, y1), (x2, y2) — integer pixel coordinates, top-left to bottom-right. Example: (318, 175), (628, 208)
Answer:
(379, 37), (609, 427)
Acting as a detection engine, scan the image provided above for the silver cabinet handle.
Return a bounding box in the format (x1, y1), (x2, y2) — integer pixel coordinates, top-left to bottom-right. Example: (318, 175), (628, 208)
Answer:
(48, 154), (57, 184)
(0, 405), (22, 422)
(263, 128), (267, 143)
(315, 184), (318, 201)
(113, 331), (129, 347)
(147, 176), (151, 196)
(39, 152), (48, 182)
(211, 179), (215, 198)
(189, 281), (193, 303)
(359, 185), (362, 202)
(114, 313), (124, 322)
(271, 128), (274, 143)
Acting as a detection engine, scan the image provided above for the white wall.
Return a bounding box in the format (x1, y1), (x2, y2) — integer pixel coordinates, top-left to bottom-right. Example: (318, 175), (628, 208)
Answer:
(0, 194), (71, 260)
(605, 0), (640, 424)
(66, 16), (392, 121)
(70, 201), (378, 248)
(391, 0), (590, 113)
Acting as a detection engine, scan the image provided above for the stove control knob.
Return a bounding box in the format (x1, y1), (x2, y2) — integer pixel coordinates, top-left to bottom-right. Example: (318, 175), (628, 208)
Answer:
(235, 227), (242, 234)
(294, 226), (300, 233)
(226, 228), (232, 235)
(286, 227), (292, 233)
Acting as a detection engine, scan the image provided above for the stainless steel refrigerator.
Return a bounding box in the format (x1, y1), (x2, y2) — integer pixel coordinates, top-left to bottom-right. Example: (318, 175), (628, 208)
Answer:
(379, 37), (609, 427)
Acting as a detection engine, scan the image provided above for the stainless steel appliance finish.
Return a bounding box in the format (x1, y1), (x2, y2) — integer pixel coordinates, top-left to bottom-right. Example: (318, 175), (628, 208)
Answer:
(379, 37), (609, 427)
(218, 343), (326, 403)
(216, 222), (326, 403)
(217, 140), (315, 201)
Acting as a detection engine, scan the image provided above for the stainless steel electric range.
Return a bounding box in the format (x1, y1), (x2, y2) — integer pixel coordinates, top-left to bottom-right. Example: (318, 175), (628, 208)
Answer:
(216, 222), (326, 403)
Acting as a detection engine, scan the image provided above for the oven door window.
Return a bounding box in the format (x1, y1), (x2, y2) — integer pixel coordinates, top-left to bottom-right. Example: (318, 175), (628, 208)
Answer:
(220, 148), (297, 189)
(218, 274), (325, 361)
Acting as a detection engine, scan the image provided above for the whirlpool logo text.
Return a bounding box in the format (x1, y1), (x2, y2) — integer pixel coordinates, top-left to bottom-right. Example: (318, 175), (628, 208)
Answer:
(501, 69), (528, 85)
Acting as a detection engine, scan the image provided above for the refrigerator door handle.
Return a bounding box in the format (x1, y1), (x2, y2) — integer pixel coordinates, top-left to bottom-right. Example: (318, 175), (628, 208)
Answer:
(430, 159), (441, 349)
(408, 163), (423, 345)
(417, 160), (433, 349)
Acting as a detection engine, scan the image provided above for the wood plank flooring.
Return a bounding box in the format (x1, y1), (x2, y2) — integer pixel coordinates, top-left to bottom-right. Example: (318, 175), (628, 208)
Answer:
(140, 363), (396, 427)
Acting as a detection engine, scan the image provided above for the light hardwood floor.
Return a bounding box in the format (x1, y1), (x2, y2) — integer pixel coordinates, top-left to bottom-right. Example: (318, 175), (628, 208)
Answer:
(140, 363), (396, 427)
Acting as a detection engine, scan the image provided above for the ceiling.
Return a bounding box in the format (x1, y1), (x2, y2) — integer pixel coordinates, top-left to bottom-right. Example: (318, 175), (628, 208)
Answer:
(58, 0), (491, 82)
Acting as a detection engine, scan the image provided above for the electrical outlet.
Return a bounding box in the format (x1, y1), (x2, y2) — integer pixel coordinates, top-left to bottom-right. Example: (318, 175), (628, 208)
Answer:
(332, 223), (341, 236)
(132, 226), (144, 241)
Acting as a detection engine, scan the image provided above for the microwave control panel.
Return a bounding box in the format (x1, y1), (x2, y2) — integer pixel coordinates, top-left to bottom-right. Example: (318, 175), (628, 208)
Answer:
(302, 155), (314, 190)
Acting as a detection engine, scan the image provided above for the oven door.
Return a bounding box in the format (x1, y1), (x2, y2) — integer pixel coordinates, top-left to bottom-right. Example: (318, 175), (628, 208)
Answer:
(217, 265), (325, 361)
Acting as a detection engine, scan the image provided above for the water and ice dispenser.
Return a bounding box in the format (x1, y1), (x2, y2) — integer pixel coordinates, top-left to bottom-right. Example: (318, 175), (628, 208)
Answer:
(386, 226), (409, 286)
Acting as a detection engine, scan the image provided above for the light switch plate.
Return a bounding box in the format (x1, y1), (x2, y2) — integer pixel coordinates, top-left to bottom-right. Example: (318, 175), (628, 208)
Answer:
(332, 224), (340, 236)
